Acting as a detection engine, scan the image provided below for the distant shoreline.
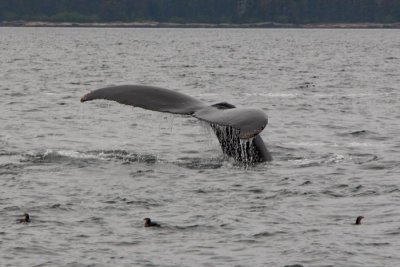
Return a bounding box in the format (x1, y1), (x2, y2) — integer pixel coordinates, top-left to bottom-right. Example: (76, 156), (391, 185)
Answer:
(1, 21), (400, 29)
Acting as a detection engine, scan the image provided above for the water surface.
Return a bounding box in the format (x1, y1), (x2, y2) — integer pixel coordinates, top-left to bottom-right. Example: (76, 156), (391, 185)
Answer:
(1, 28), (399, 266)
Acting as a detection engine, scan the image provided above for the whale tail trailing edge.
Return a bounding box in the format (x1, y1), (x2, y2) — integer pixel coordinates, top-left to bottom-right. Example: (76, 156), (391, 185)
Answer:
(81, 85), (206, 115)
(81, 85), (272, 163)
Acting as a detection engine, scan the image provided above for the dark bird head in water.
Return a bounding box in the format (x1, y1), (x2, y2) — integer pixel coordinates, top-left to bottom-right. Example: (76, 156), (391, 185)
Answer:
(17, 213), (31, 224)
(355, 216), (364, 225)
(144, 217), (161, 227)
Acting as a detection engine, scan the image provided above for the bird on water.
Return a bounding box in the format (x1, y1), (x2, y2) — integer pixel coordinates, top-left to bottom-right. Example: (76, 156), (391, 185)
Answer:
(17, 213), (31, 224)
(355, 216), (364, 225)
(144, 218), (161, 227)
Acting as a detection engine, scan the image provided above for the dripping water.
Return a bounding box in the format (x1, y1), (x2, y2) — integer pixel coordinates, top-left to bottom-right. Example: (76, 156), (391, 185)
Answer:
(209, 123), (259, 164)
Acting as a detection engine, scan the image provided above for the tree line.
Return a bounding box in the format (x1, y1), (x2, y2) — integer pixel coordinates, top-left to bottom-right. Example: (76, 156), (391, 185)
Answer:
(1, 0), (400, 24)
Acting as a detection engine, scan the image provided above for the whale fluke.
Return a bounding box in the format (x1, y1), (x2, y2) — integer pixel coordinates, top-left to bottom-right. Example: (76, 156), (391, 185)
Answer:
(81, 85), (205, 115)
(81, 85), (272, 163)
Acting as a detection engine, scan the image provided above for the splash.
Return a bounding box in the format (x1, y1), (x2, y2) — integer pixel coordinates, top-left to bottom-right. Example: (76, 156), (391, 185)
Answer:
(209, 123), (259, 164)
(22, 149), (157, 164)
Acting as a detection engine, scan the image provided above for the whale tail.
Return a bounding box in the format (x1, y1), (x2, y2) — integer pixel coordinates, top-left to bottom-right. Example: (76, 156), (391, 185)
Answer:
(81, 85), (272, 163)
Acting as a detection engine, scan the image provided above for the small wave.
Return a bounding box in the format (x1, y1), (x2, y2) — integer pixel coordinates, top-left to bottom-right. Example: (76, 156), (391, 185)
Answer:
(339, 130), (389, 141)
(192, 187), (227, 194)
(243, 92), (299, 98)
(263, 189), (314, 199)
(384, 188), (400, 194)
(359, 164), (386, 170)
(253, 230), (287, 238)
(291, 153), (345, 168)
(21, 149), (99, 165)
(337, 129), (376, 137)
(284, 150), (382, 168)
(19, 149), (246, 169)
(102, 196), (161, 208)
(6, 92), (26, 97)
(248, 188), (264, 194)
(385, 229), (400, 236)
(348, 153), (378, 164)
(295, 81), (316, 90)
(26, 149), (95, 159)
(175, 157), (224, 169)
(321, 190), (345, 198)
(0, 150), (19, 156)
(21, 149), (157, 165)
(354, 190), (379, 196)
(10, 245), (60, 255)
(349, 130), (369, 136)
(174, 224), (201, 230)
(281, 142), (331, 147)
(354, 242), (391, 247)
(273, 145), (298, 152)
(173, 224), (217, 232)
(129, 169), (155, 178)
(90, 149), (157, 164)
(0, 163), (22, 173)
(234, 239), (260, 244)
(114, 241), (140, 247)
(321, 153), (345, 163)
(300, 180), (312, 186)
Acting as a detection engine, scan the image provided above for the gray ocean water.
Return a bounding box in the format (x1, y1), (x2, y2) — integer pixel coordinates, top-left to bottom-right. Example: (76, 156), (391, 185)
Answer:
(1, 27), (400, 267)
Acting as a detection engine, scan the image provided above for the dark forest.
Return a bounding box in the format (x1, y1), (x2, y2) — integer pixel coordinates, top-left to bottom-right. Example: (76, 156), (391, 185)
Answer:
(1, 0), (400, 24)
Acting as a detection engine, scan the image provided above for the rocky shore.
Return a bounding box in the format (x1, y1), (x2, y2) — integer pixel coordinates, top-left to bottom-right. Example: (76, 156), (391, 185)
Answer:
(1, 20), (400, 28)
